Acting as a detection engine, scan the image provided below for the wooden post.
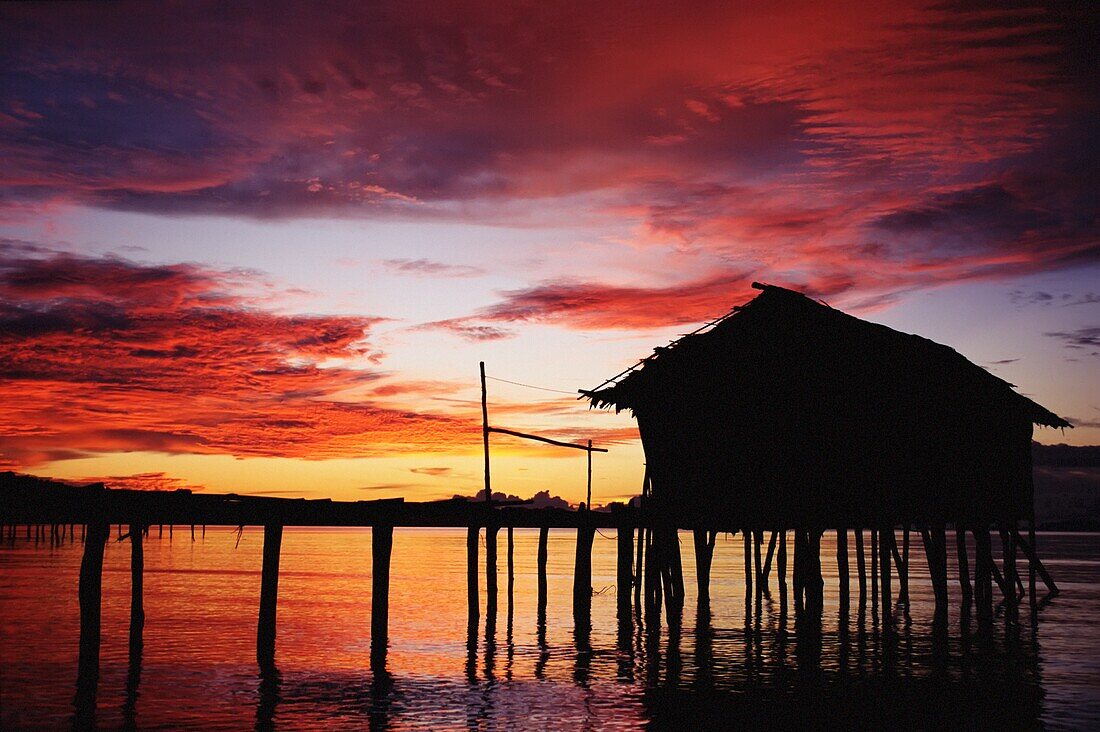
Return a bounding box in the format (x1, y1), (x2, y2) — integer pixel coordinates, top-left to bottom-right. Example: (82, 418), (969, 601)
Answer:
(754, 528), (764, 611)
(486, 522), (499, 615)
(467, 524), (480, 624)
(837, 528), (849, 613)
(619, 521), (635, 617)
(586, 440), (593, 509)
(974, 526), (994, 625)
(1014, 529), (1058, 595)
(777, 529), (788, 615)
(956, 523), (973, 608)
(761, 530), (778, 582)
(573, 524), (595, 623)
(879, 527), (892, 625)
(644, 527), (662, 621)
(855, 529), (866, 605)
(534, 528), (547, 620)
(693, 529), (715, 607)
(129, 523), (144, 657)
(1027, 517), (1037, 607)
(257, 524), (283, 669)
(634, 524), (644, 610)
(77, 520), (110, 689)
(191, 524), (195, 541)
(870, 528), (879, 613)
(899, 525), (910, 608)
(371, 524), (393, 669)
(806, 530), (824, 614)
(1001, 524), (1018, 619)
(922, 525), (949, 622)
(743, 530), (753, 614)
(480, 361), (491, 507)
(507, 526), (515, 614)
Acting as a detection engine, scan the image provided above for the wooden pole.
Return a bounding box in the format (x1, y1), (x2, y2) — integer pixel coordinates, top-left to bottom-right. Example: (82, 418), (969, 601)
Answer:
(974, 526), (994, 625)
(754, 528), (764, 611)
(371, 524), (393, 669)
(573, 524), (595, 624)
(899, 524), (910, 608)
(507, 526), (515, 614)
(956, 523), (973, 608)
(777, 529), (788, 616)
(537, 525), (549, 621)
(1027, 516), (1037, 607)
(837, 527), (849, 614)
(1014, 529), (1058, 595)
(1001, 524), (1018, 619)
(77, 520), (110, 689)
(586, 440), (593, 510)
(480, 361), (491, 507)
(467, 524), (480, 624)
(618, 520), (635, 617)
(693, 529), (715, 607)
(870, 528), (879, 614)
(257, 524), (283, 669)
(486, 522), (499, 615)
(806, 530), (824, 614)
(761, 530), (778, 581)
(743, 530), (753, 613)
(879, 527), (892, 625)
(129, 523), (144, 657)
(855, 529), (866, 605)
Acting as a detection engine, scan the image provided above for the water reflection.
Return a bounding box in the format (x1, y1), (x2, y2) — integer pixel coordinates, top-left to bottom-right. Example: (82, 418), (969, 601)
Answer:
(0, 529), (1094, 729)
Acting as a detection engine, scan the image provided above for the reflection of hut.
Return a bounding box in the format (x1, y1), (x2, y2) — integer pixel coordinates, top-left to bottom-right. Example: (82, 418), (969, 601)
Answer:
(584, 283), (1069, 622)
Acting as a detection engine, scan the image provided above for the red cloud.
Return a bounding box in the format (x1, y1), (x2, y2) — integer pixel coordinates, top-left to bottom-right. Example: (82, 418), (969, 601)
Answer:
(0, 248), (483, 468)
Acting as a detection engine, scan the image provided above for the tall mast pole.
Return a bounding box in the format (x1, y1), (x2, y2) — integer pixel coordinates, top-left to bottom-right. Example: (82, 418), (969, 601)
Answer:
(480, 361), (491, 506)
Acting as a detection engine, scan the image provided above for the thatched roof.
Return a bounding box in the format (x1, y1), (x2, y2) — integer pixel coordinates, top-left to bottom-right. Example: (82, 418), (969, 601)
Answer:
(583, 283), (1071, 430)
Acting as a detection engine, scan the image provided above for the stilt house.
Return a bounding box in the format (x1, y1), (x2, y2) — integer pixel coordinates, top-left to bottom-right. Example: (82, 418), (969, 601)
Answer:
(584, 283), (1071, 531)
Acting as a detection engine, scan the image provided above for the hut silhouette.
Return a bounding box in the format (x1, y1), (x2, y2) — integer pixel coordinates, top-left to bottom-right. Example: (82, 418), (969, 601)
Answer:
(584, 282), (1069, 623)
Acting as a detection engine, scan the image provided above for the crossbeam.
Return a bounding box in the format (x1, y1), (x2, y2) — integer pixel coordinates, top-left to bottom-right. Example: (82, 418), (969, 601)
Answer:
(487, 426), (608, 452)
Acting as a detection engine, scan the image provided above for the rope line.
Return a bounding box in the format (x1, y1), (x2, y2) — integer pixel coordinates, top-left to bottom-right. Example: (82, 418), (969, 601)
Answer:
(484, 375), (577, 395)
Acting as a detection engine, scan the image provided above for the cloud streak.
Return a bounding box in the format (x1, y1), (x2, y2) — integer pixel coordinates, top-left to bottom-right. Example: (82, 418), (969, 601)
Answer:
(0, 246), (484, 468)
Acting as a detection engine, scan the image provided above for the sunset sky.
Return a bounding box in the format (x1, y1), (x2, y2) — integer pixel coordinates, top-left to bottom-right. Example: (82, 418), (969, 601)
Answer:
(1, 0), (1096, 505)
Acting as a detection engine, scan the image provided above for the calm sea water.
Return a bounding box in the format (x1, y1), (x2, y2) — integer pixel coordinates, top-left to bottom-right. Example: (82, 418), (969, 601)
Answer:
(2, 527), (1098, 729)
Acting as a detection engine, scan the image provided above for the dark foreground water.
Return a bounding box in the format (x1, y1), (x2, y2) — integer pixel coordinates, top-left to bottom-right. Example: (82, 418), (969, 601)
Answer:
(1, 528), (1098, 729)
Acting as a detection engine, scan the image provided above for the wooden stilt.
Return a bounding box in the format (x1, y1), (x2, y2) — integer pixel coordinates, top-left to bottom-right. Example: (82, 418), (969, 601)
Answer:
(467, 524), (480, 624)
(870, 528), (879, 614)
(537, 526), (549, 620)
(257, 524), (283, 669)
(644, 527), (662, 621)
(129, 523), (144, 657)
(855, 529), (866, 604)
(693, 528), (715, 607)
(1027, 517), (1037, 607)
(956, 523), (973, 608)
(777, 529), (788, 615)
(668, 527), (685, 617)
(973, 526), (994, 625)
(898, 525), (910, 608)
(78, 520), (110, 688)
(743, 530), (753, 613)
(761, 530), (778, 582)
(1001, 524), (1018, 619)
(371, 524), (393, 669)
(573, 524), (595, 623)
(507, 526), (515, 615)
(633, 524), (644, 611)
(921, 524), (949, 621)
(806, 530), (824, 614)
(486, 522), (499, 615)
(618, 520), (635, 617)
(1013, 529), (1058, 595)
(837, 528), (849, 614)
(191, 524), (195, 541)
(754, 528), (764, 611)
(792, 529), (804, 614)
(879, 527), (892, 625)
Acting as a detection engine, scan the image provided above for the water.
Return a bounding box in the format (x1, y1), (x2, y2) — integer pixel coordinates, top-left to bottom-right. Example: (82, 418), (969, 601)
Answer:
(2, 528), (1099, 729)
